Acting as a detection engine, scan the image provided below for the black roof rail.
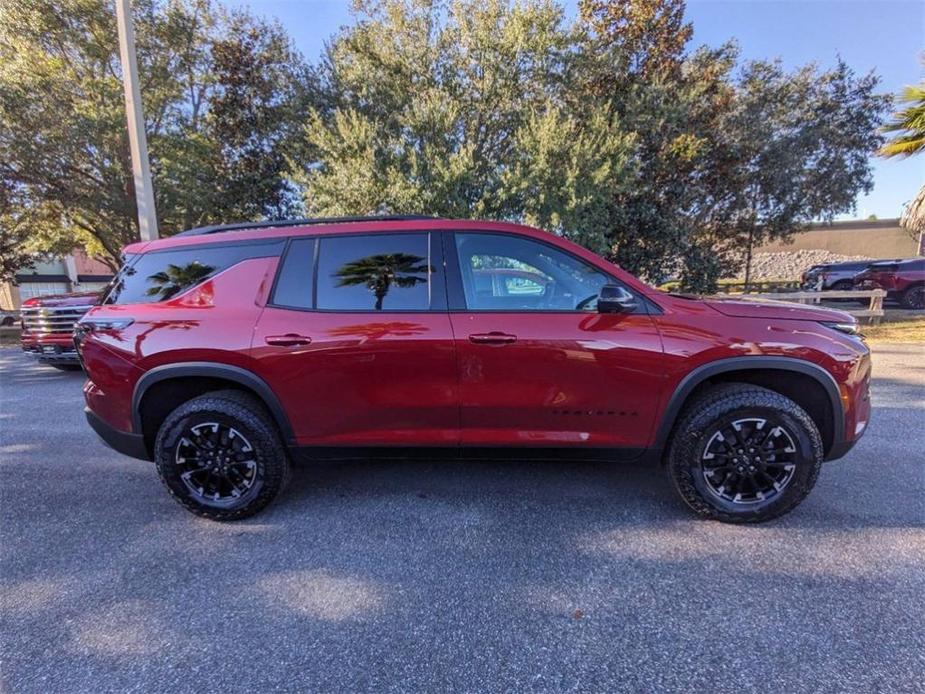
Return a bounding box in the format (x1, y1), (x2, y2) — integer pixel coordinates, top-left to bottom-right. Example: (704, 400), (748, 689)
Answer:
(174, 215), (440, 238)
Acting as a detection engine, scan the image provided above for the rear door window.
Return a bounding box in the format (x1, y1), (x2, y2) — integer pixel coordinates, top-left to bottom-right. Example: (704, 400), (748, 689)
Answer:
(104, 241), (283, 305)
(271, 238), (316, 309)
(315, 233), (438, 311)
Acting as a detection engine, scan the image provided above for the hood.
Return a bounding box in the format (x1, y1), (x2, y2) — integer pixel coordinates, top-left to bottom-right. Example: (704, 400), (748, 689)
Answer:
(701, 296), (856, 323)
(21, 291), (101, 308)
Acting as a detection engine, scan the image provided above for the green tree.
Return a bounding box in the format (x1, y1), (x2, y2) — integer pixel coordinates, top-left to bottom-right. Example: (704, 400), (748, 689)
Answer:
(575, 0), (889, 290)
(0, 180), (54, 282)
(878, 78), (925, 241)
(879, 83), (925, 157)
(294, 0), (634, 241)
(722, 60), (889, 288)
(0, 0), (309, 268)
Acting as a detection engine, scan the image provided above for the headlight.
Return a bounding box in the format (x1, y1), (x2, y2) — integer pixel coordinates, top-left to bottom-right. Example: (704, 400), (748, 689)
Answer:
(821, 321), (862, 337)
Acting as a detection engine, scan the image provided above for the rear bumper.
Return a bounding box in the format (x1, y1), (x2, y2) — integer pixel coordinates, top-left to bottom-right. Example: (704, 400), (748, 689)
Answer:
(85, 407), (151, 461)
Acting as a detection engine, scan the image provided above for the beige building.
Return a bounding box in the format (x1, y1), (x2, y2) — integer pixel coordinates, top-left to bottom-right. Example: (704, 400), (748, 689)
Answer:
(757, 218), (921, 258)
(0, 249), (114, 310)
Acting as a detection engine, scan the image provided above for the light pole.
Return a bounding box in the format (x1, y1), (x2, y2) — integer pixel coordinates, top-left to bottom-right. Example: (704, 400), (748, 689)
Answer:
(115, 0), (158, 240)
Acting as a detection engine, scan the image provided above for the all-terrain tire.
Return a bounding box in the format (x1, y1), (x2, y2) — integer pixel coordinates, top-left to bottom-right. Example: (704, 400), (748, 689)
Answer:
(901, 284), (925, 310)
(154, 389), (290, 521)
(666, 383), (823, 523)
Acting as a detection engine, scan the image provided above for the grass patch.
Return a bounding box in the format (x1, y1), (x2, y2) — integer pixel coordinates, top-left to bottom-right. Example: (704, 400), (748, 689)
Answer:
(0, 328), (21, 347)
(862, 315), (925, 343)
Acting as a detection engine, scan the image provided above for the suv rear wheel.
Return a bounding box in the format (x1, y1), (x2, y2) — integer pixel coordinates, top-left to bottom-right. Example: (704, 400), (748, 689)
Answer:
(154, 390), (290, 520)
(666, 384), (823, 523)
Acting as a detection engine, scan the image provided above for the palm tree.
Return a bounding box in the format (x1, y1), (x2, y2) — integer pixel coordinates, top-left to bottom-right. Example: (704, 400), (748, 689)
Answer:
(880, 80), (925, 246)
(146, 261), (214, 300)
(879, 84), (925, 158)
(334, 253), (430, 310)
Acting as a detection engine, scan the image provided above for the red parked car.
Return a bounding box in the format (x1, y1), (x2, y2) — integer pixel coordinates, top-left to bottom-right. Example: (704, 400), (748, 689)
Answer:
(853, 258), (925, 309)
(20, 291), (99, 369)
(76, 216), (871, 523)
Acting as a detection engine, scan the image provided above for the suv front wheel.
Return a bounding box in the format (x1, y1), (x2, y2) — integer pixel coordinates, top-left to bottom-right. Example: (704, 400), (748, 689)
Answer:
(901, 284), (925, 310)
(667, 384), (823, 523)
(154, 390), (290, 520)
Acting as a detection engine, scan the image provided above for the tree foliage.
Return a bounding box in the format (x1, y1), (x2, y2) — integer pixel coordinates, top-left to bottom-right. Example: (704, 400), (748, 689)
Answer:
(295, 0), (634, 251)
(879, 83), (925, 158)
(0, 0), (892, 291)
(878, 76), (925, 239)
(574, 0), (889, 289)
(0, 0), (309, 268)
(297, 0), (888, 290)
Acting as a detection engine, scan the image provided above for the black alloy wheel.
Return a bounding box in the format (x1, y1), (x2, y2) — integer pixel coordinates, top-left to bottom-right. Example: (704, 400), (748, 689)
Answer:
(175, 422), (260, 506)
(700, 418), (797, 505)
(154, 390), (290, 520)
(667, 383), (823, 523)
(902, 285), (925, 310)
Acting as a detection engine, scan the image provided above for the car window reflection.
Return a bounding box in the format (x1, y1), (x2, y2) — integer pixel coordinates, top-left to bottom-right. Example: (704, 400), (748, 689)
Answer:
(333, 253), (430, 311)
(145, 262), (216, 301)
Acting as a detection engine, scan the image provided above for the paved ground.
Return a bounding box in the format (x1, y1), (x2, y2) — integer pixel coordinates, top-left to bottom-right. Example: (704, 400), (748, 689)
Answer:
(1, 344), (923, 693)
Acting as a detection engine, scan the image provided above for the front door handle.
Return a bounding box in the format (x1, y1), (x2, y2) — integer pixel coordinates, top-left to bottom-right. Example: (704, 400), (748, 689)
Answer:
(468, 332), (517, 345)
(265, 333), (312, 346)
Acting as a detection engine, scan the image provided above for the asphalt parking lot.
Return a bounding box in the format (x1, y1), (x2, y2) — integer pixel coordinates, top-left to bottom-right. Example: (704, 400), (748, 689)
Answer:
(1, 344), (923, 693)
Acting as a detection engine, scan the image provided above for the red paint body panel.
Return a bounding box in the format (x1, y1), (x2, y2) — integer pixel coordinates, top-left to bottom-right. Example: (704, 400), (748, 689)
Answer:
(451, 312), (664, 447)
(78, 218), (872, 463)
(252, 309), (459, 445)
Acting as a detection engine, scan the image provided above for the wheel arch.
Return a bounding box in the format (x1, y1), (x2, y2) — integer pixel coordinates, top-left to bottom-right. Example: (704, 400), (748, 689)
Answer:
(132, 363), (295, 454)
(655, 356), (845, 459)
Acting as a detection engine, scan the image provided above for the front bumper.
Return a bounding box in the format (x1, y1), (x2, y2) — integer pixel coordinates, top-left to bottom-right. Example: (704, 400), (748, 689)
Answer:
(22, 342), (81, 364)
(85, 407), (151, 461)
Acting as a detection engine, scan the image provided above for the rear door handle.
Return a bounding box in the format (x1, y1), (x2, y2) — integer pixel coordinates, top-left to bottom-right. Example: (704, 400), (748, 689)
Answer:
(468, 332), (517, 345)
(265, 333), (312, 346)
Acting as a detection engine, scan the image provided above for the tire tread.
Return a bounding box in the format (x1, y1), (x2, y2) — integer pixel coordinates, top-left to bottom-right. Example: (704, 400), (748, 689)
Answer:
(666, 383), (823, 523)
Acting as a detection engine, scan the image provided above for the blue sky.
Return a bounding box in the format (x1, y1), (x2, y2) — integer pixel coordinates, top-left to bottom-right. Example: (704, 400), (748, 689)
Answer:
(226, 0), (924, 220)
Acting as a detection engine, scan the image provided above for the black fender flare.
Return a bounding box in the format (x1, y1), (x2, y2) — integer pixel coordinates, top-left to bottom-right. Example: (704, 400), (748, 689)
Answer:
(131, 362), (295, 443)
(653, 356), (844, 453)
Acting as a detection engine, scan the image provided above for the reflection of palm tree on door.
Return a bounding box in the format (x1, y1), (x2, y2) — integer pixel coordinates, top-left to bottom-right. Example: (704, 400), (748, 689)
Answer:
(334, 253), (430, 310)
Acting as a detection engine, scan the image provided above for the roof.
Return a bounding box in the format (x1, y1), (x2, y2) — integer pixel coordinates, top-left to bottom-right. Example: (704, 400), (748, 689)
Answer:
(123, 217), (544, 255)
(172, 215), (440, 238)
(807, 218), (901, 232)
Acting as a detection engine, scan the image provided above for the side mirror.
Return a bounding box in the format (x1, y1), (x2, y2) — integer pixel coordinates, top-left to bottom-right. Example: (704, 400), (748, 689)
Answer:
(597, 284), (638, 314)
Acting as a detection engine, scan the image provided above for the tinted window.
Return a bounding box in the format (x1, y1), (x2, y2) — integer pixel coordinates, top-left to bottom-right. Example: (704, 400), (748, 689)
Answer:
(104, 241), (283, 305)
(316, 234), (433, 311)
(272, 238), (316, 309)
(454, 233), (613, 311)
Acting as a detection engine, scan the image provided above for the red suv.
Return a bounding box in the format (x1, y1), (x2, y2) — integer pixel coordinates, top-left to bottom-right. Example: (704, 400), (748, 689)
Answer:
(76, 217), (872, 523)
(853, 258), (925, 309)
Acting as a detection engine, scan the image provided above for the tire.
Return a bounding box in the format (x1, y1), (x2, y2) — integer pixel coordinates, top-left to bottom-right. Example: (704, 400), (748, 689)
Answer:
(666, 383), (823, 523)
(827, 280), (858, 303)
(154, 389), (290, 521)
(901, 284), (925, 310)
(51, 364), (84, 372)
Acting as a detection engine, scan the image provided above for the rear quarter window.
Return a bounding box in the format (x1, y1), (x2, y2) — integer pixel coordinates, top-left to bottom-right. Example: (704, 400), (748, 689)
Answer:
(104, 241), (284, 305)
